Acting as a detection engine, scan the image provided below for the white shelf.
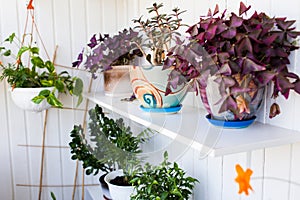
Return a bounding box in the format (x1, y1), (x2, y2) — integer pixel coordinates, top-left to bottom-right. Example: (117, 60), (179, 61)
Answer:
(84, 92), (300, 157)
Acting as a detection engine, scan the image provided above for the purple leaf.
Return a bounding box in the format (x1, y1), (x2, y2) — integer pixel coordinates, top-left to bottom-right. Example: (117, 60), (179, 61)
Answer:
(219, 95), (238, 114)
(223, 77), (236, 87)
(197, 70), (210, 88)
(221, 27), (236, 39)
(275, 74), (295, 96)
(263, 34), (278, 46)
(205, 24), (218, 40)
(88, 34), (98, 48)
(276, 19), (295, 30)
(217, 52), (230, 63)
(242, 58), (265, 74)
(217, 62), (232, 75)
(237, 37), (253, 55)
(213, 4), (219, 16)
(207, 8), (212, 17)
(231, 86), (251, 94)
(256, 71), (276, 85)
(214, 76), (235, 87)
(163, 57), (175, 70)
(228, 61), (241, 73)
(230, 13), (243, 27)
(294, 80), (300, 94)
(239, 2), (251, 16)
(186, 25), (198, 37)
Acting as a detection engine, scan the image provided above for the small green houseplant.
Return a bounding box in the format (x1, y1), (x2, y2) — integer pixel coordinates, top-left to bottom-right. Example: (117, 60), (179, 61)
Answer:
(130, 151), (198, 200)
(0, 33), (83, 111)
(165, 2), (300, 126)
(69, 104), (148, 199)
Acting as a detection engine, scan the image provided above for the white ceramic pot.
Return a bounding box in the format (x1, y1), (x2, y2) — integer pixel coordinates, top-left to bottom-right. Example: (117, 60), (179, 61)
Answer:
(10, 87), (57, 112)
(104, 65), (133, 97)
(129, 65), (190, 110)
(104, 170), (135, 200)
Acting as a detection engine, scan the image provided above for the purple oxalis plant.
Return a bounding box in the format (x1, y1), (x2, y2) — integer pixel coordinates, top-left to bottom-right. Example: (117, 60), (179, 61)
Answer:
(72, 28), (142, 78)
(164, 2), (300, 119)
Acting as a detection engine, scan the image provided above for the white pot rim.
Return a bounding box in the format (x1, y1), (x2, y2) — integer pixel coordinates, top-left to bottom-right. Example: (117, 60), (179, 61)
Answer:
(10, 86), (55, 92)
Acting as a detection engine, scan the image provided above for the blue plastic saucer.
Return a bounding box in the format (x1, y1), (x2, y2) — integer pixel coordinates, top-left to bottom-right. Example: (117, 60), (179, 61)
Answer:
(206, 114), (256, 129)
(140, 104), (182, 114)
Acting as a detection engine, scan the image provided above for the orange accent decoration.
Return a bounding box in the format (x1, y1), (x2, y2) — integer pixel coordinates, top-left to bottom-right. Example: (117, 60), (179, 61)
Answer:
(236, 95), (250, 114)
(27, 0), (34, 10)
(235, 164), (253, 195)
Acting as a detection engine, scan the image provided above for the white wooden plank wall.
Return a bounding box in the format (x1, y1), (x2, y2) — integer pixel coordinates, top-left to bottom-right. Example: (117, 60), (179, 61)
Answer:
(1, 0), (300, 199)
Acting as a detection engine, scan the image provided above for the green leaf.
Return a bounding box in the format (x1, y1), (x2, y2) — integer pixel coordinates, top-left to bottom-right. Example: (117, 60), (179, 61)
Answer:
(47, 92), (63, 108)
(50, 192), (56, 200)
(17, 46), (30, 57)
(31, 96), (46, 104)
(161, 192), (168, 200)
(45, 61), (55, 73)
(38, 89), (51, 97)
(55, 80), (65, 92)
(76, 94), (83, 107)
(31, 56), (44, 67)
(3, 50), (11, 56)
(30, 47), (39, 54)
(40, 80), (54, 87)
(73, 78), (83, 96)
(5, 33), (15, 43)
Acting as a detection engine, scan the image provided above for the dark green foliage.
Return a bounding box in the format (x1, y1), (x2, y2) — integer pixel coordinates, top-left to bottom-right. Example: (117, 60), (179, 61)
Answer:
(130, 152), (198, 200)
(0, 33), (83, 108)
(69, 104), (147, 176)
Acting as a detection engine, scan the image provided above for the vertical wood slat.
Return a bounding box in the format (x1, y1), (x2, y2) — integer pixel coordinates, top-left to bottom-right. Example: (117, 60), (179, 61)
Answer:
(2, 1), (32, 199)
(263, 145), (292, 200)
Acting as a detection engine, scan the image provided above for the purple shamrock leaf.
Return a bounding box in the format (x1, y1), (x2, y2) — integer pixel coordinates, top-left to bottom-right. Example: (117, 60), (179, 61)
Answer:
(242, 58), (265, 74)
(239, 2), (251, 16)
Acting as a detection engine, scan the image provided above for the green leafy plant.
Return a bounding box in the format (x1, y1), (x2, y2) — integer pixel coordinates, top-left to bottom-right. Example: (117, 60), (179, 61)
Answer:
(133, 3), (186, 66)
(165, 2), (300, 119)
(69, 104), (149, 182)
(0, 33), (83, 107)
(130, 151), (198, 200)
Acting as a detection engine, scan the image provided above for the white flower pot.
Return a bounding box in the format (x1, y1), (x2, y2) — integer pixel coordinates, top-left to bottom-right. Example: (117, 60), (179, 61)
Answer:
(10, 87), (57, 112)
(104, 170), (135, 200)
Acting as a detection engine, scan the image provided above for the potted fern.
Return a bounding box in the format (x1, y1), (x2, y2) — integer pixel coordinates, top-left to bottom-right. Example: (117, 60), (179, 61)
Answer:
(0, 33), (83, 112)
(165, 2), (300, 127)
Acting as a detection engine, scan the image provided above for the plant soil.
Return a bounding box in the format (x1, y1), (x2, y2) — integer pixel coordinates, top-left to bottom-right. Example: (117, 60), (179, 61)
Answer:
(110, 176), (131, 186)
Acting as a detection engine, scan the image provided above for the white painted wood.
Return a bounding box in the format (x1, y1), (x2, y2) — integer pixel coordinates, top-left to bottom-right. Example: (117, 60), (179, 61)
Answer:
(289, 143), (300, 200)
(0, 83), (14, 200)
(1, 0), (300, 200)
(263, 145), (292, 200)
(84, 92), (300, 157)
(222, 152), (247, 200)
(207, 156), (223, 200)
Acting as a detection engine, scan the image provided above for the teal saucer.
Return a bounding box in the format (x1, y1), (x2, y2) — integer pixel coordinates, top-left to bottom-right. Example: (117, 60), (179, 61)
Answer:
(140, 105), (182, 114)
